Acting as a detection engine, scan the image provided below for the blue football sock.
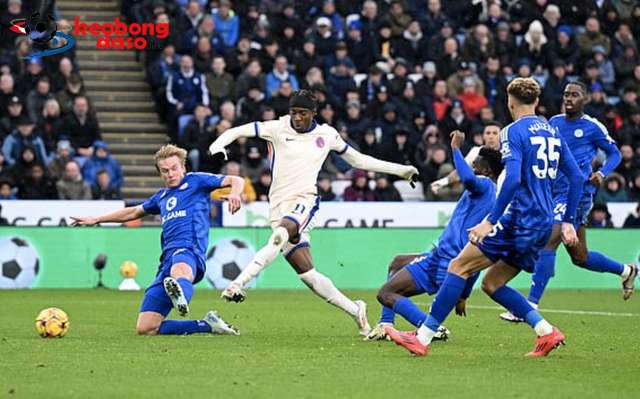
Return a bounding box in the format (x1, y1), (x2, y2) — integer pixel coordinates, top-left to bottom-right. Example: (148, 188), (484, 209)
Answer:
(158, 319), (211, 335)
(379, 273), (396, 324)
(177, 277), (194, 303)
(491, 285), (541, 328)
(580, 251), (625, 275)
(424, 272), (466, 332)
(528, 250), (556, 305)
(392, 297), (427, 327)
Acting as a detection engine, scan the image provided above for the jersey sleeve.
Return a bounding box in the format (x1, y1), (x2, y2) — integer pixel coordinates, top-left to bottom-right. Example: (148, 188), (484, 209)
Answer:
(192, 172), (226, 192)
(453, 148), (491, 196)
(589, 118), (621, 176)
(142, 191), (161, 215)
(329, 131), (350, 154)
(254, 120), (280, 142)
(499, 124), (522, 163)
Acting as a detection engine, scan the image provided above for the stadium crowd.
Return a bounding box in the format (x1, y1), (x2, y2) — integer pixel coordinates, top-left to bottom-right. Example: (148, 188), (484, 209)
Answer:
(0, 0), (123, 200)
(1, 0), (640, 226)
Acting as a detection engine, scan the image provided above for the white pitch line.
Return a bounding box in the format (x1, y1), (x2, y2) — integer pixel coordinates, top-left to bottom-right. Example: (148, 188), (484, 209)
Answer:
(416, 302), (639, 317)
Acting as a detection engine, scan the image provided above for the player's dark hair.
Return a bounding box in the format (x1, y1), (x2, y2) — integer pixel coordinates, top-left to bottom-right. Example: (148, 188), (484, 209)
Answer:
(507, 77), (540, 105)
(566, 81), (587, 94)
(479, 147), (503, 179)
(289, 89), (318, 112)
(484, 120), (503, 129)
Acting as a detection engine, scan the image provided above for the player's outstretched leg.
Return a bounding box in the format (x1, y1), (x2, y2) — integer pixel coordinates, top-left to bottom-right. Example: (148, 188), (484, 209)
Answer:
(222, 226), (290, 302)
(156, 311), (239, 335)
(482, 263), (565, 357)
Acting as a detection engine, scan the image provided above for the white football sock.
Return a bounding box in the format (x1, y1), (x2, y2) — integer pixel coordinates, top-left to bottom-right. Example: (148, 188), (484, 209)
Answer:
(299, 269), (358, 316)
(621, 265), (632, 279)
(232, 226), (289, 287)
(528, 301), (539, 310)
(533, 319), (554, 336)
(416, 324), (436, 346)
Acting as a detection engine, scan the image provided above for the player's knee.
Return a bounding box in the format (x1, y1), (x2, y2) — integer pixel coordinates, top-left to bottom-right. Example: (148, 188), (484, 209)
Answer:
(570, 253), (588, 267)
(388, 256), (405, 275)
(448, 258), (467, 277)
(136, 322), (159, 336)
(270, 226), (290, 247)
(481, 277), (499, 296)
(376, 286), (394, 308)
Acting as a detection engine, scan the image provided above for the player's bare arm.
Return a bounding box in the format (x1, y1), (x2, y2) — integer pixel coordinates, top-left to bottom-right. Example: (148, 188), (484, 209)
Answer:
(71, 205), (146, 226)
(220, 175), (245, 214)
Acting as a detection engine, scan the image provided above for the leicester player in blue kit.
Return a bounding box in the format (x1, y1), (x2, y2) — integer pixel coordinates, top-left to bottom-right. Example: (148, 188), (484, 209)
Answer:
(72, 145), (243, 336)
(386, 78), (584, 357)
(500, 82), (637, 322)
(366, 130), (502, 341)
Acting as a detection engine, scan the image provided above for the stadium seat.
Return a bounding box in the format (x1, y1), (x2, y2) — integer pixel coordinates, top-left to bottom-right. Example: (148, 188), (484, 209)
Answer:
(394, 180), (425, 201)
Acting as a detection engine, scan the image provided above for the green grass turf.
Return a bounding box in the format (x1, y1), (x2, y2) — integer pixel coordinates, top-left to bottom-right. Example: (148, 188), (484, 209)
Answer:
(1, 289), (639, 399)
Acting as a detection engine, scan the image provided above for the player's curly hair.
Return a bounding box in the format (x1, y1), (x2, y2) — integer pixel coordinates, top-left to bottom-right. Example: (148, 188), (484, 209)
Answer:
(154, 144), (187, 168)
(479, 147), (503, 179)
(507, 77), (541, 105)
(289, 89), (318, 112)
(566, 81), (587, 94)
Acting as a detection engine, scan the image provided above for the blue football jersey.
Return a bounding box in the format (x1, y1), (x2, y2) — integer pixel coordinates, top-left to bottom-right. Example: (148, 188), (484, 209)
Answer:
(498, 115), (568, 230)
(436, 178), (497, 260)
(550, 114), (615, 195)
(142, 172), (225, 261)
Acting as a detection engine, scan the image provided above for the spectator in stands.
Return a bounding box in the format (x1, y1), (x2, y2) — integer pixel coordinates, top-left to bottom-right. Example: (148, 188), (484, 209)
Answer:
(11, 146), (42, 183)
(37, 99), (63, 156)
(343, 100), (369, 142)
(62, 96), (101, 157)
(0, 96), (24, 140)
(17, 164), (57, 199)
(447, 61), (484, 98)
(578, 17), (611, 60)
(519, 20), (552, 71)
(438, 100), (472, 146)
(380, 128), (414, 174)
(384, 0), (411, 38)
(628, 173), (640, 202)
(463, 24), (494, 65)
(317, 174), (336, 201)
(254, 169), (271, 201)
(358, 128), (380, 158)
(25, 76), (53, 123)
(212, 0), (240, 50)
(265, 55), (299, 100)
(593, 45), (616, 93)
(618, 106), (640, 149)
(588, 203), (614, 228)
(181, 104), (213, 171)
(615, 45), (640, 87)
(302, 67), (324, 91)
(206, 56), (235, 110)
(459, 77), (488, 121)
(82, 141), (123, 190)
(311, 17), (338, 57)
(2, 116), (47, 166)
(55, 73), (85, 116)
(212, 161), (256, 203)
(182, 14), (223, 55)
(373, 174), (402, 201)
(0, 0), (25, 51)
(343, 170), (375, 201)
(56, 160), (92, 200)
(584, 82), (607, 121)
(431, 80), (452, 122)
(0, 74), (16, 116)
(148, 44), (179, 105)
(346, 21), (372, 73)
(92, 169), (122, 200)
(47, 139), (74, 180)
(192, 37), (213, 74)
(177, 0), (204, 34)
(0, 180), (16, 200)
(16, 56), (45, 97)
(269, 81), (294, 117)
(623, 203), (640, 228)
(235, 59), (265, 99)
(596, 173), (630, 203)
(166, 55), (209, 132)
(50, 57), (74, 93)
(360, 0), (381, 41)
(396, 20), (428, 67)
(236, 82), (265, 124)
(418, 144), (450, 196)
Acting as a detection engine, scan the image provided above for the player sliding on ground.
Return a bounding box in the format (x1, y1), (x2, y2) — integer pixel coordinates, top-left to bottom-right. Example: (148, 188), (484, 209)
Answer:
(500, 82), (637, 322)
(72, 145), (242, 336)
(208, 89), (419, 336)
(386, 78), (584, 357)
(367, 130), (503, 341)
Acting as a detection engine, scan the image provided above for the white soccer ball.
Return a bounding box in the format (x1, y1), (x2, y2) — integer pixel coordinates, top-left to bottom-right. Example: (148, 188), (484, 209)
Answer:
(205, 238), (256, 289)
(0, 236), (40, 289)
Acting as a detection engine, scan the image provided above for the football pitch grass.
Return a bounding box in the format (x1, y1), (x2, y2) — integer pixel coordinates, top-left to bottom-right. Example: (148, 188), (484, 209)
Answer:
(1, 289), (639, 399)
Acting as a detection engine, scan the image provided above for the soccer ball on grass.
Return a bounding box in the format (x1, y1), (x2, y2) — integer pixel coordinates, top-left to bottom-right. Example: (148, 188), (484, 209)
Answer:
(35, 307), (70, 338)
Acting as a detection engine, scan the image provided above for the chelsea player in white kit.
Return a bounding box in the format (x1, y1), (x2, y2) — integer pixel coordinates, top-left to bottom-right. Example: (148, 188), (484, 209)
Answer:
(72, 145), (243, 336)
(208, 90), (419, 336)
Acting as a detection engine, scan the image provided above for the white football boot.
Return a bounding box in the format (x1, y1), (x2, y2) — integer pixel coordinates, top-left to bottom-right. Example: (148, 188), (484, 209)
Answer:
(163, 277), (189, 316)
(622, 264), (638, 300)
(432, 325), (451, 341)
(353, 300), (371, 336)
(221, 283), (246, 303)
(364, 323), (392, 341)
(499, 311), (524, 323)
(203, 311), (239, 335)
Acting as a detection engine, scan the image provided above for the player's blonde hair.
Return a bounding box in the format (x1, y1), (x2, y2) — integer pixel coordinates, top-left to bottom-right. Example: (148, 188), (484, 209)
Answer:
(507, 77), (541, 105)
(154, 144), (187, 168)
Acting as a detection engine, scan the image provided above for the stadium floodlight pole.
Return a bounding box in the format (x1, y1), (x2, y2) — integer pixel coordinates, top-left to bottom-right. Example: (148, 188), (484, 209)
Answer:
(93, 253), (107, 288)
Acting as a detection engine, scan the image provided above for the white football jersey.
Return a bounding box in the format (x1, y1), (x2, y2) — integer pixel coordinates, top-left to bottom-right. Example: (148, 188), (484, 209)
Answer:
(254, 115), (348, 207)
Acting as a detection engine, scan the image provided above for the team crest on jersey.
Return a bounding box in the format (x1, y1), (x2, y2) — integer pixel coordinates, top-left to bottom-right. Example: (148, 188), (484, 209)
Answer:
(166, 196), (177, 211)
(574, 129), (584, 138)
(316, 137), (325, 148)
(179, 182), (189, 190)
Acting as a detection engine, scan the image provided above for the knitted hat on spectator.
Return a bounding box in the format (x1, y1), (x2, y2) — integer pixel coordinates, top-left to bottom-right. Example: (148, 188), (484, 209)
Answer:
(348, 20), (362, 31)
(557, 25), (572, 36)
(57, 140), (72, 152)
(9, 96), (21, 105)
(590, 82), (604, 93)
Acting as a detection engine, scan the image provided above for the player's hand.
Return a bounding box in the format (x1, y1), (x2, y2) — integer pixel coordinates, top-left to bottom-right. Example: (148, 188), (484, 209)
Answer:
(401, 165), (419, 188)
(450, 130), (465, 150)
(222, 193), (242, 214)
(589, 171), (604, 187)
(468, 220), (494, 245)
(455, 298), (467, 316)
(70, 216), (99, 226)
(561, 222), (578, 247)
(208, 143), (228, 160)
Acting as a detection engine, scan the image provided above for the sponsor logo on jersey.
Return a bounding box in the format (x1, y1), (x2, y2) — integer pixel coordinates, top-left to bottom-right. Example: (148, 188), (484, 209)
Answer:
(162, 210), (186, 223)
(316, 137), (325, 148)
